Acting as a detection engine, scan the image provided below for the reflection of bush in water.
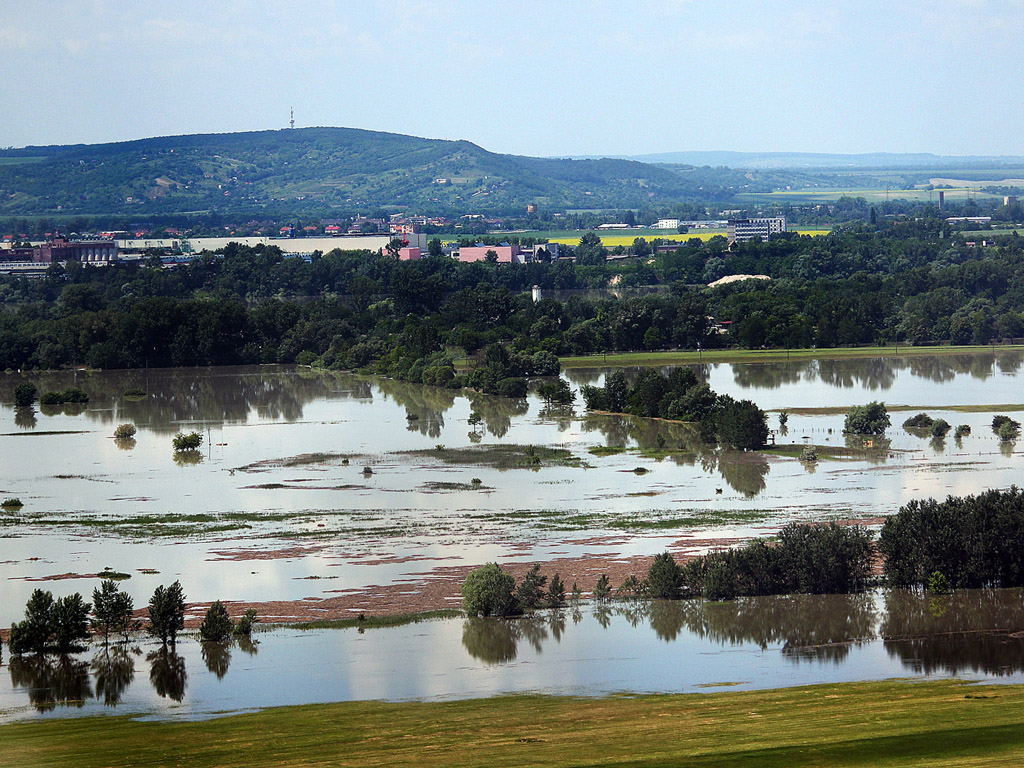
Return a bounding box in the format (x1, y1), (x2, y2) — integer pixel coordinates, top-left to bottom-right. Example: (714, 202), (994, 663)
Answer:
(881, 589), (1024, 676)
(91, 646), (136, 705)
(236, 634), (259, 656)
(202, 641), (232, 679)
(9, 654), (93, 711)
(148, 646), (187, 701)
(717, 451), (769, 497)
(466, 392), (529, 438)
(462, 614), (554, 664)
(650, 593), (876, 662)
(173, 450), (203, 466)
(14, 407), (37, 429)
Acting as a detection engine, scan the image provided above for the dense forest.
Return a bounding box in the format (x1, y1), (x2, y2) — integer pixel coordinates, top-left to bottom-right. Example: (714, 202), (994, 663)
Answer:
(3, 221), (1024, 388)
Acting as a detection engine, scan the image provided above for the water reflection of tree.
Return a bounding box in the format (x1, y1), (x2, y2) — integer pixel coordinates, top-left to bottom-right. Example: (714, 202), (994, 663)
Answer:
(717, 452), (770, 497)
(0, 366), (339, 434)
(91, 646), (136, 705)
(731, 362), (811, 391)
(14, 406), (36, 429)
(9, 654), (93, 711)
(881, 588), (1024, 676)
(655, 593), (876, 662)
(236, 634), (259, 656)
(201, 641), (232, 679)
(148, 646), (187, 701)
(462, 614), (560, 664)
(461, 618), (520, 664)
(377, 378), (456, 438)
(816, 358), (898, 391)
(466, 392), (529, 438)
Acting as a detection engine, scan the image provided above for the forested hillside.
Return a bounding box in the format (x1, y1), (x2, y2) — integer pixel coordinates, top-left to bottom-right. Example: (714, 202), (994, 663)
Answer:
(0, 127), (747, 217)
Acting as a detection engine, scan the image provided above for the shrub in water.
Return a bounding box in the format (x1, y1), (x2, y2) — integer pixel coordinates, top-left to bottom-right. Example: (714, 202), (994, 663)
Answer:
(199, 600), (234, 642)
(171, 432), (202, 452)
(14, 383), (37, 407)
(113, 423), (137, 439)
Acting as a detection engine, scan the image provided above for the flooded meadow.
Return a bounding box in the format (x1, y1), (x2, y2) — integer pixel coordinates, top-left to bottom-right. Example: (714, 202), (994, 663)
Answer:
(2, 351), (1024, 719)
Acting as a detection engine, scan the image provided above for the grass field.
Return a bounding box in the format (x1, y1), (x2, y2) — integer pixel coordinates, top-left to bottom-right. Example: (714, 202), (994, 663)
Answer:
(560, 343), (1024, 369)
(4, 680), (1024, 767)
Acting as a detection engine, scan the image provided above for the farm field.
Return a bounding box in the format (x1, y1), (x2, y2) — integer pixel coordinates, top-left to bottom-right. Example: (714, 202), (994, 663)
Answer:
(4, 680), (1024, 768)
(738, 187), (1002, 204)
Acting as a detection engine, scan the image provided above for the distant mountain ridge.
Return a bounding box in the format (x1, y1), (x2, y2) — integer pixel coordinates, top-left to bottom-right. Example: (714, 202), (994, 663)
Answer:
(591, 150), (1024, 169)
(0, 127), (747, 217)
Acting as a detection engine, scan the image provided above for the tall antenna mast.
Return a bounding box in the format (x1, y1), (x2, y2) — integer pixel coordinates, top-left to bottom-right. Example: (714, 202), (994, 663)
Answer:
(290, 107), (295, 130)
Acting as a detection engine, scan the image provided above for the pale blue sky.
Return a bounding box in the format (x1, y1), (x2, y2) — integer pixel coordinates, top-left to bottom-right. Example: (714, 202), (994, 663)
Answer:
(2, 0), (1022, 156)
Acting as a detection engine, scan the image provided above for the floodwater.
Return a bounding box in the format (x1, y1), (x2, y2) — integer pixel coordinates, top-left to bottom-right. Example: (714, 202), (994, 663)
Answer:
(2, 588), (1024, 723)
(0, 353), (1022, 628)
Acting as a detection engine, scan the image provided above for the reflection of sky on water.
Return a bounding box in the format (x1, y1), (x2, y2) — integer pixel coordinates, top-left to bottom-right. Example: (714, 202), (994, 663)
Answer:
(4, 588), (1024, 724)
(1, 358), (1023, 625)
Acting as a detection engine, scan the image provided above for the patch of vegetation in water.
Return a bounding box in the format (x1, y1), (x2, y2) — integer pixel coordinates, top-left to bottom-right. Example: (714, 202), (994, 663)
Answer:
(421, 481), (492, 491)
(588, 445), (626, 456)
(404, 444), (588, 469)
(97, 568), (131, 580)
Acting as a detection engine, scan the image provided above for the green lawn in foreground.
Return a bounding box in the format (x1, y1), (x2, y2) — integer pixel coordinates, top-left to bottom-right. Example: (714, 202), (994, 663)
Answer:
(4, 680), (1024, 767)
(560, 343), (1024, 368)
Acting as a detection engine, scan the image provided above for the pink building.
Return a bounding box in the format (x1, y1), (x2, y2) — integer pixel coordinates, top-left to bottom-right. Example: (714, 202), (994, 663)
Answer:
(398, 247), (421, 261)
(457, 244), (522, 263)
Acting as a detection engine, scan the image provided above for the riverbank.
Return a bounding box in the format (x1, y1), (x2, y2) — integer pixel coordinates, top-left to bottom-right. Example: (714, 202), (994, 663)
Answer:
(560, 343), (1024, 368)
(4, 679), (1023, 767)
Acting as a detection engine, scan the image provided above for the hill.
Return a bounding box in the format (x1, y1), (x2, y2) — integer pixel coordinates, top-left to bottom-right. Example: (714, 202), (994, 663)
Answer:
(0, 127), (749, 217)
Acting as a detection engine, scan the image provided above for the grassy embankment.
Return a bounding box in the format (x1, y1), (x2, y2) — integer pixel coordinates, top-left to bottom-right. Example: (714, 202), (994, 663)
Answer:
(560, 343), (1024, 369)
(4, 680), (1024, 767)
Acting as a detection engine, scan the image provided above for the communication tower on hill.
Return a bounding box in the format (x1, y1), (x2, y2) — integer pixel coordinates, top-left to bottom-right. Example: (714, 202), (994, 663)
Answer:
(289, 107), (295, 130)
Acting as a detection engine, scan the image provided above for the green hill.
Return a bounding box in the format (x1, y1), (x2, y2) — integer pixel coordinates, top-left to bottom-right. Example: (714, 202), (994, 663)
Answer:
(0, 127), (745, 217)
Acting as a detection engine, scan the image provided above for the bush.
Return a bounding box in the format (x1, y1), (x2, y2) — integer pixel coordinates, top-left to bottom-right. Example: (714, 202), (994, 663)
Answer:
(992, 415), (1020, 437)
(234, 608), (259, 636)
(843, 401), (889, 435)
(13, 383), (37, 407)
(799, 446), (818, 462)
(147, 581), (186, 645)
(199, 600), (234, 642)
(930, 419), (951, 438)
(172, 431), (203, 452)
(8, 589), (90, 654)
(39, 388), (89, 406)
(123, 387), (147, 399)
(515, 564), (548, 611)
(881, 487), (1024, 589)
(113, 423), (137, 439)
(496, 377), (528, 398)
(547, 573), (566, 609)
(2, 497), (24, 509)
(998, 421), (1020, 441)
(903, 413), (933, 430)
(716, 397), (769, 450)
(462, 563), (519, 617)
(593, 574), (612, 600)
(955, 424), (971, 438)
(647, 552), (683, 599)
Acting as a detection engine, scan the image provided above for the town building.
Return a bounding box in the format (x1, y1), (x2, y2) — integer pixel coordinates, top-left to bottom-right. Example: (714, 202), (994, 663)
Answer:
(456, 244), (523, 263)
(35, 236), (119, 264)
(727, 217), (786, 243)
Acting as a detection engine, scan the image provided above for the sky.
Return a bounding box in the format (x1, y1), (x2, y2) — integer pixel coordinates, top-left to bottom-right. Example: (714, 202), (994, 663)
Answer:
(2, 0), (1023, 157)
